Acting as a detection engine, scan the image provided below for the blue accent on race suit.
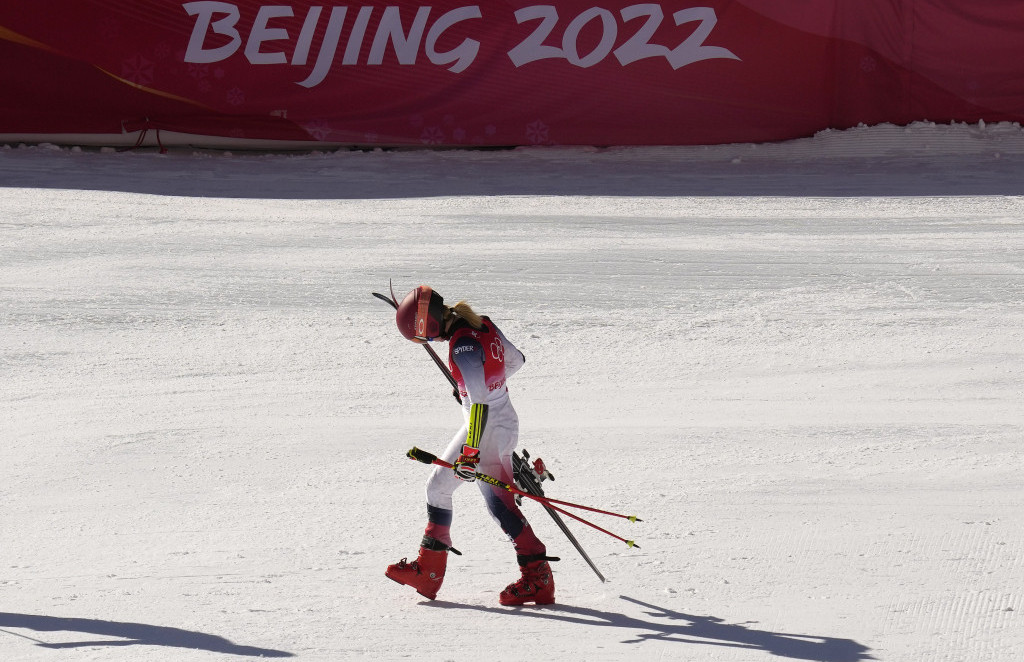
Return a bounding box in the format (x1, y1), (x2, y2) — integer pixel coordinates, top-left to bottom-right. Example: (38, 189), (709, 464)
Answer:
(482, 483), (526, 540)
(427, 503), (453, 527)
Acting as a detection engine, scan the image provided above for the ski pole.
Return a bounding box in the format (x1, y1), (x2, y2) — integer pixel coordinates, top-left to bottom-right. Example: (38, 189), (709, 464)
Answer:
(537, 498), (640, 549)
(407, 447), (641, 548)
(408, 446), (641, 523)
(407, 447), (641, 521)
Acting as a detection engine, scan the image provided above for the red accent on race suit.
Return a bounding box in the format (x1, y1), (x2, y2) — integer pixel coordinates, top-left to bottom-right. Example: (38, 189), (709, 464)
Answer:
(448, 317), (507, 401)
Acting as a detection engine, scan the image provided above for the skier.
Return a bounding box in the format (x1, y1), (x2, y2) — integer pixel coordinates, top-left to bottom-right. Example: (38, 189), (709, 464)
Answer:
(385, 285), (556, 605)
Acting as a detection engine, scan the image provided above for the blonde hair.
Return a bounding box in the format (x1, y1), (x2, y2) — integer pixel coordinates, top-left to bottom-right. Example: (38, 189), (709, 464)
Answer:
(448, 300), (484, 329)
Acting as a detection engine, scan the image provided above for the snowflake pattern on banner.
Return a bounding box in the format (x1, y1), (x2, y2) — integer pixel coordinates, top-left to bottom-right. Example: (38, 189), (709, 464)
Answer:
(291, 115), (505, 144)
(187, 63), (208, 82)
(406, 114), (506, 145)
(420, 126), (445, 144)
(526, 120), (550, 145)
(226, 87), (245, 106)
(121, 55), (154, 86)
(302, 120), (332, 141)
(97, 17), (119, 41)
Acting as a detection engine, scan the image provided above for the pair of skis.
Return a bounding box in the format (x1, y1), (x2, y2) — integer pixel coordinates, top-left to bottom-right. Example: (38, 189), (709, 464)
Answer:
(373, 286), (640, 582)
(512, 449), (610, 582)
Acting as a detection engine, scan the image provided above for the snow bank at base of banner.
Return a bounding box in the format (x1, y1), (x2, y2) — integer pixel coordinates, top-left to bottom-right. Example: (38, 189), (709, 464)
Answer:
(1, 121), (1022, 662)
(4, 120), (1024, 199)
(3, 118), (1024, 156)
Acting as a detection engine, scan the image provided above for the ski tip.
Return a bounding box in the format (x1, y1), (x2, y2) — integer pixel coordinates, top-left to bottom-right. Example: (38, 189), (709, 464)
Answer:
(372, 284), (401, 309)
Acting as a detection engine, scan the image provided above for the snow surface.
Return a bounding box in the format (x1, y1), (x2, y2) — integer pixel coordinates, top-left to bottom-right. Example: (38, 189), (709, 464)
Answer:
(1, 122), (1023, 662)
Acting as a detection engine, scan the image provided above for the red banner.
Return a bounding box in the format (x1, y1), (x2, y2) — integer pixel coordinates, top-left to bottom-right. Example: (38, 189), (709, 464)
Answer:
(1, 1), (1022, 146)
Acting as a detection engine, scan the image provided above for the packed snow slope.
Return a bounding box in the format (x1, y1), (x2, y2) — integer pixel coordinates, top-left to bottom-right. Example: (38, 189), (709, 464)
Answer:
(1, 122), (1022, 662)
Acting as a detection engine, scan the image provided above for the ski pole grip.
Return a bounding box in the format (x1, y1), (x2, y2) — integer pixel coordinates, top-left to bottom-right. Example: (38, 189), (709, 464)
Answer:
(407, 446), (438, 465)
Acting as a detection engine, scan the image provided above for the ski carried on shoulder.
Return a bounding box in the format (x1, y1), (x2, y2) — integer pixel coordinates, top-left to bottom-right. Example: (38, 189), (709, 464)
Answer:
(513, 450), (607, 583)
(373, 284), (460, 399)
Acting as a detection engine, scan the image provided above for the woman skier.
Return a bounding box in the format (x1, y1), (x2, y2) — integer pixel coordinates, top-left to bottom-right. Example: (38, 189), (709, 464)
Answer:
(385, 285), (556, 605)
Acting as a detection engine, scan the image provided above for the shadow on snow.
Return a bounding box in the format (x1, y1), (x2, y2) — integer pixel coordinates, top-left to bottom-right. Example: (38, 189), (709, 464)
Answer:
(428, 594), (873, 662)
(0, 613), (293, 657)
(2, 148), (1023, 199)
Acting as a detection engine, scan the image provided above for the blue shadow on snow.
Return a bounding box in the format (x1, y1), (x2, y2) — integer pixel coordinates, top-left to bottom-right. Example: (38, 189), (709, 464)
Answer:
(428, 594), (872, 662)
(0, 612), (293, 657)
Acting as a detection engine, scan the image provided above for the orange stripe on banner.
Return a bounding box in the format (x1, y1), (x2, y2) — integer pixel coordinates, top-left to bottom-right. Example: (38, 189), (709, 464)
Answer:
(92, 65), (216, 110)
(0, 24), (61, 54)
(0, 23), (213, 111)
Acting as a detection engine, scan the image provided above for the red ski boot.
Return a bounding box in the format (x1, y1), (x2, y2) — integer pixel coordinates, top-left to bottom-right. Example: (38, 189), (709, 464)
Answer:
(499, 556), (556, 606)
(386, 542), (448, 600)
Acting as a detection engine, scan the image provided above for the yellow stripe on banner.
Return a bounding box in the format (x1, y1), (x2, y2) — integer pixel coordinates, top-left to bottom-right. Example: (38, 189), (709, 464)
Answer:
(93, 65), (217, 109)
(0, 23), (214, 111)
(0, 24), (61, 54)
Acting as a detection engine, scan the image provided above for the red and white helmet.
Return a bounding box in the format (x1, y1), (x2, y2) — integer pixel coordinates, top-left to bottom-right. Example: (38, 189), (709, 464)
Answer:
(396, 285), (445, 343)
